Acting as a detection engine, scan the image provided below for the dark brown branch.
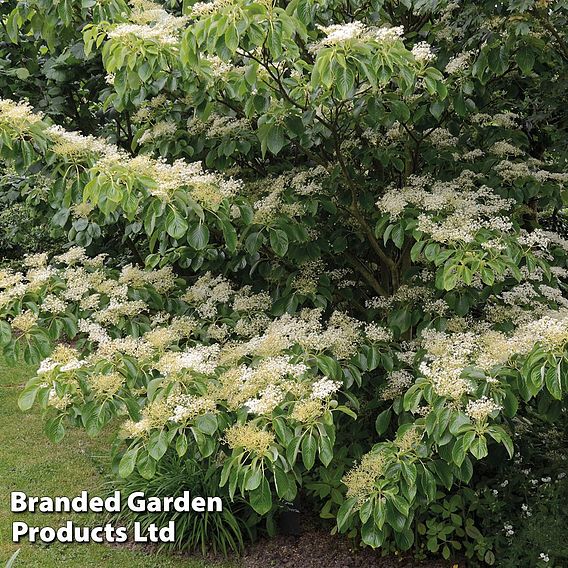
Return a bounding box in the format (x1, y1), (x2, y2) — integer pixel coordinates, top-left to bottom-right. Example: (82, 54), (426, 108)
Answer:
(343, 252), (388, 296)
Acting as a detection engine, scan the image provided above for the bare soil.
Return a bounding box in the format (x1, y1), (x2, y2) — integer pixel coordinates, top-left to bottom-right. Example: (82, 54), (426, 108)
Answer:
(241, 529), (462, 568)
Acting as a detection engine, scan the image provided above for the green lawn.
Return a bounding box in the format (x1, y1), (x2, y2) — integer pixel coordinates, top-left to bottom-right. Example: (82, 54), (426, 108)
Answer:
(0, 359), (237, 567)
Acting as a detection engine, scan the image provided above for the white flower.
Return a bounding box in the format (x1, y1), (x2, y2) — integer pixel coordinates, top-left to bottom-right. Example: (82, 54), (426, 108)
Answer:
(318, 22), (367, 44)
(445, 50), (473, 74)
(244, 384), (284, 415)
(60, 360), (86, 372)
(373, 25), (404, 41)
(310, 377), (342, 400)
(37, 359), (58, 375)
(503, 523), (514, 537)
(411, 41), (435, 63)
(466, 396), (501, 422)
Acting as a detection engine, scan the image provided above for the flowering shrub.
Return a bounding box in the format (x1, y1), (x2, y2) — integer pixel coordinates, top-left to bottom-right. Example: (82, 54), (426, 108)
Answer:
(1, 0), (568, 560)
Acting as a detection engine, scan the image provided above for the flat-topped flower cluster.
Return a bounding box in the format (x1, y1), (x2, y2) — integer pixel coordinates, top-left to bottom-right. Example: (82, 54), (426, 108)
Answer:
(3, 241), (568, 524)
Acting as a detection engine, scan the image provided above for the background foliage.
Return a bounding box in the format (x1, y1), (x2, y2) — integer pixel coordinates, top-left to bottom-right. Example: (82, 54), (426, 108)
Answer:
(1, 0), (568, 564)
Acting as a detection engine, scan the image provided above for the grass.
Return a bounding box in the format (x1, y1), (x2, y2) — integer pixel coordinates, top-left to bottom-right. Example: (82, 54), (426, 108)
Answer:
(0, 358), (238, 568)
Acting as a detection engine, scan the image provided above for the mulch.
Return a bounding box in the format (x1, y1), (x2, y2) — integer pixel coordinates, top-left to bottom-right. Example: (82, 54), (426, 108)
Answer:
(240, 529), (461, 568)
(111, 517), (463, 567)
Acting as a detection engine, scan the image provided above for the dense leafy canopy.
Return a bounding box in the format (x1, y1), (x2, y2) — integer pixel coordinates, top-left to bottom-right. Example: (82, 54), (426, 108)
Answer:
(1, 0), (568, 561)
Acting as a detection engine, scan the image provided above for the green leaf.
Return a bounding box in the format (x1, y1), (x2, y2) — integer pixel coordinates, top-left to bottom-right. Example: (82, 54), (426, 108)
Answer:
(545, 361), (562, 400)
(137, 451), (157, 479)
(419, 467), (437, 503)
(429, 100), (445, 120)
(249, 477), (272, 515)
(469, 436), (488, 460)
(245, 231), (265, 254)
(361, 519), (384, 548)
(516, 46), (535, 75)
(301, 432), (317, 470)
(269, 228), (289, 256)
(273, 466), (294, 500)
(221, 220), (238, 252)
(336, 497), (357, 532)
(442, 266), (458, 290)
(451, 437), (467, 467)
(390, 100), (411, 122)
(148, 430), (168, 460)
(318, 433), (334, 466)
(14, 66), (29, 80)
(403, 385), (422, 412)
(52, 207), (71, 228)
(389, 309), (412, 334)
(389, 493), (409, 517)
(244, 466), (262, 491)
(166, 208), (188, 240)
(286, 436), (302, 465)
(502, 389), (518, 417)
(176, 433), (188, 457)
(375, 408), (391, 435)
(195, 413), (218, 435)
(45, 417), (65, 443)
(391, 224), (405, 249)
(315, 355), (342, 379)
(119, 447), (139, 478)
(335, 64), (355, 99)
(18, 383), (39, 411)
(449, 412), (471, 435)
(187, 223), (210, 250)
(266, 126), (286, 155)
(394, 528), (414, 551)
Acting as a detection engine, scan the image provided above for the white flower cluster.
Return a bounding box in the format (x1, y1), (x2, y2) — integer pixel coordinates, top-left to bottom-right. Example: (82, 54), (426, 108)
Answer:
(96, 153), (241, 205)
(169, 394), (217, 423)
(0, 99), (242, 209)
(495, 158), (568, 184)
(310, 22), (404, 52)
(317, 21), (367, 45)
(46, 125), (115, 160)
(187, 113), (251, 139)
(490, 140), (524, 157)
(373, 25), (405, 41)
(411, 42), (435, 63)
(381, 370), (413, 400)
(365, 323), (393, 343)
(465, 396), (501, 422)
(182, 272), (233, 318)
(429, 128), (458, 149)
(190, 0), (232, 18)
(310, 377), (341, 399)
(471, 112), (518, 128)
(445, 50), (474, 74)
(0, 98), (43, 131)
(138, 121), (177, 145)
(155, 344), (221, 376)
(419, 309), (568, 401)
(245, 384), (284, 415)
(377, 171), (514, 243)
(108, 0), (187, 46)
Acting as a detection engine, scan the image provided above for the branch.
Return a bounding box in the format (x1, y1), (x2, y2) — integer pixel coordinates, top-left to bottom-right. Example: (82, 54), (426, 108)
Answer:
(331, 128), (399, 290)
(535, 10), (568, 63)
(343, 251), (388, 296)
